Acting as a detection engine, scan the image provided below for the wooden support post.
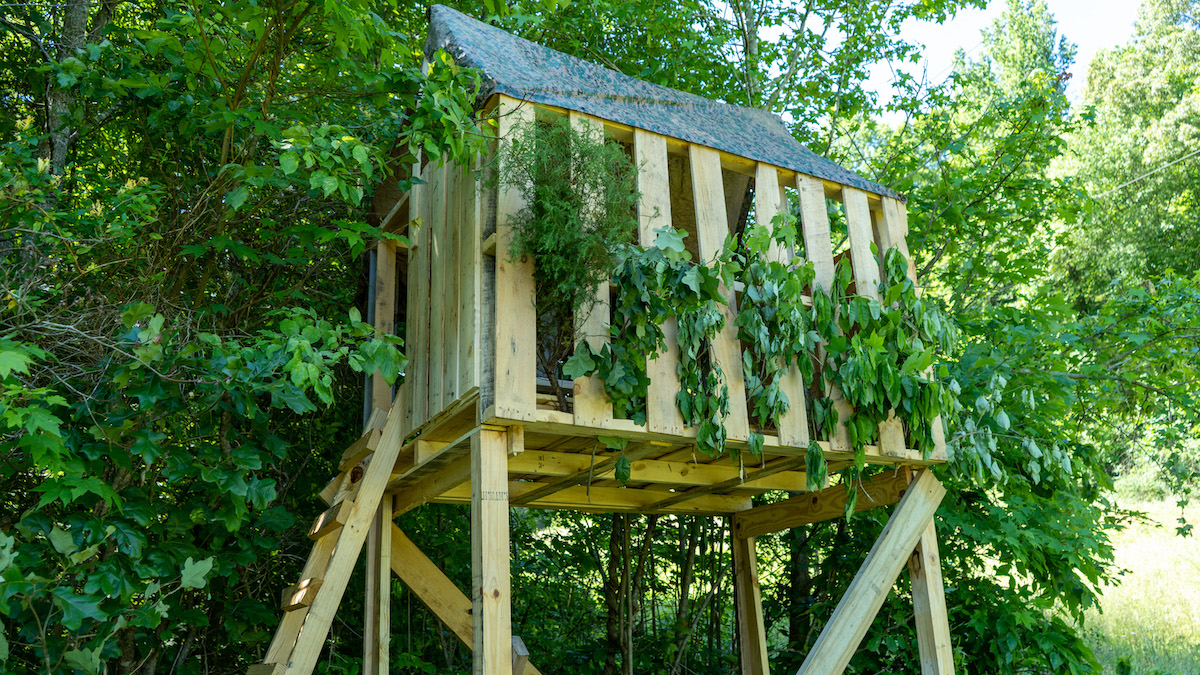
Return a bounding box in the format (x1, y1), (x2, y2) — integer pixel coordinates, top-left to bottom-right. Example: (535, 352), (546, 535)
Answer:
(733, 534), (769, 675)
(796, 469), (946, 674)
(472, 426), (513, 675)
(372, 240), (397, 408)
(909, 521), (954, 674)
(363, 495), (392, 675)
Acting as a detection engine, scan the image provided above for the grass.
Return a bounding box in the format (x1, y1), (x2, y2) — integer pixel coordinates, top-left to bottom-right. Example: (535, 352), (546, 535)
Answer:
(1081, 496), (1200, 674)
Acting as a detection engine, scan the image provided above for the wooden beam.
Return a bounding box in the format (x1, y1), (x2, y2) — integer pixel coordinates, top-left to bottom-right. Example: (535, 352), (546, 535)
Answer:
(733, 535), (769, 675)
(732, 469), (911, 540)
(909, 521), (954, 674)
(372, 239), (397, 409)
(508, 442), (664, 506)
(644, 455), (808, 510)
(512, 636), (530, 675)
(388, 525), (544, 675)
(472, 426), (513, 675)
(282, 395), (409, 675)
(796, 469), (946, 675)
(439, 480), (752, 516)
(507, 450), (809, 492)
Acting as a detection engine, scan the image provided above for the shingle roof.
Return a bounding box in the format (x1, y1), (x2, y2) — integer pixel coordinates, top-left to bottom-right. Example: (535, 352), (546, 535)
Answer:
(424, 4), (901, 200)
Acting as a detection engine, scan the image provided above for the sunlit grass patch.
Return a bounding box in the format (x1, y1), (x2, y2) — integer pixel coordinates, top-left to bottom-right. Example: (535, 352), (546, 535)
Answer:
(1082, 498), (1200, 674)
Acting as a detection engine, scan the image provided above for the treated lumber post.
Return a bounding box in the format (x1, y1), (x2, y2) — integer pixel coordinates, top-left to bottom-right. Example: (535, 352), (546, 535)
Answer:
(473, 425), (514, 675)
(634, 129), (685, 437)
(492, 96), (537, 422)
(732, 534), (770, 674)
(796, 469), (946, 675)
(372, 240), (397, 408)
(909, 521), (954, 674)
(388, 524), (544, 674)
(363, 495), (392, 675)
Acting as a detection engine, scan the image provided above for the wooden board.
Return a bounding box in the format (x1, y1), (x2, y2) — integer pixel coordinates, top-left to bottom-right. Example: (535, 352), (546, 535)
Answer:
(909, 520), (954, 674)
(570, 112), (614, 428)
(732, 469), (912, 539)
(732, 535), (769, 675)
(459, 156), (483, 400)
(755, 162), (809, 449)
(493, 96), (538, 422)
(411, 161), (433, 428)
(444, 159), (463, 405)
(797, 469), (946, 675)
(689, 144), (749, 442)
(429, 159), (448, 416)
(372, 240), (397, 409)
(389, 525), (545, 675)
(507, 450), (809, 492)
(363, 496), (392, 675)
(472, 426), (514, 675)
(439, 480), (752, 516)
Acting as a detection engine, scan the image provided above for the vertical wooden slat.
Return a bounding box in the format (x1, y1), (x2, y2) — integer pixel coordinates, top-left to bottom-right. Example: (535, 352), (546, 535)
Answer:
(733, 535), (769, 675)
(909, 521), (955, 674)
(796, 174), (849, 453)
(492, 96), (538, 422)
(445, 160), (462, 405)
(459, 157), (482, 398)
(472, 426), (513, 675)
(429, 160), (448, 417)
(411, 161), (433, 429)
(690, 145), (749, 442)
(878, 198), (946, 461)
(845, 188), (900, 458)
(755, 163), (808, 449)
(569, 112), (613, 427)
(372, 241), (397, 408)
(634, 129), (685, 437)
(401, 161), (423, 435)
(363, 496), (392, 675)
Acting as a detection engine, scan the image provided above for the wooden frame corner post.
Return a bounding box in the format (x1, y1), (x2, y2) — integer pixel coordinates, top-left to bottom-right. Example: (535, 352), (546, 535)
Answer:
(909, 521), (954, 674)
(472, 426), (515, 675)
(732, 533), (770, 675)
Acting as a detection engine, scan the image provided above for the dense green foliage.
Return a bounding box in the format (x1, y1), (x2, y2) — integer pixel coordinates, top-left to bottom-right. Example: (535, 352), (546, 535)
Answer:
(495, 114), (640, 406)
(2, 0), (1197, 672)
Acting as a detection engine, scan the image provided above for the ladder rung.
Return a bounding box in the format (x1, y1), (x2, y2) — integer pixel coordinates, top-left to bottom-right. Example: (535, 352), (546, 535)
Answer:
(282, 578), (323, 611)
(308, 500), (354, 540)
(338, 428), (382, 472)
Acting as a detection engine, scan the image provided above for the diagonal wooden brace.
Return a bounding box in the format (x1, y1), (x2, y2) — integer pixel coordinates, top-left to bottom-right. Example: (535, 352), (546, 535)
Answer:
(796, 469), (946, 674)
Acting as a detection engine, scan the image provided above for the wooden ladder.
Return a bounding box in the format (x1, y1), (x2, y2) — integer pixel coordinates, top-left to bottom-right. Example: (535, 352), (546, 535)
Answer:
(248, 402), (401, 675)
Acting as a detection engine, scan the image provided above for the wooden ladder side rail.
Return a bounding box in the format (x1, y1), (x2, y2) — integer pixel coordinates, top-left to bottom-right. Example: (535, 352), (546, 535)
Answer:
(389, 524), (543, 675)
(732, 534), (770, 675)
(909, 521), (955, 674)
(733, 469), (912, 540)
(796, 469), (947, 675)
(277, 394), (409, 675)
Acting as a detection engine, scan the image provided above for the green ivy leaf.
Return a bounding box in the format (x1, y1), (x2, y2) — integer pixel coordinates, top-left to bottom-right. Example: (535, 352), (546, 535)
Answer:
(280, 151), (300, 175)
(49, 526), (78, 556)
(614, 454), (632, 483)
(180, 556), (215, 589)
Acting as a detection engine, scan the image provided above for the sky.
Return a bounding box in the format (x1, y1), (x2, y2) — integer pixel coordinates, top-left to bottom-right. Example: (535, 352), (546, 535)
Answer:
(865, 0), (1144, 107)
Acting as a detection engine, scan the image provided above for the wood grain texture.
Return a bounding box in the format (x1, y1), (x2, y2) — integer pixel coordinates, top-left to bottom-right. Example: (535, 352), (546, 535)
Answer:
(372, 240), (397, 409)
(796, 469), (946, 675)
(690, 144), (749, 442)
(732, 469), (911, 539)
(429, 159), (448, 416)
(634, 129), (686, 437)
(732, 535), (769, 675)
(472, 426), (513, 675)
(363, 497), (392, 675)
(493, 97), (538, 422)
(459, 156), (483, 400)
(910, 520), (955, 674)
